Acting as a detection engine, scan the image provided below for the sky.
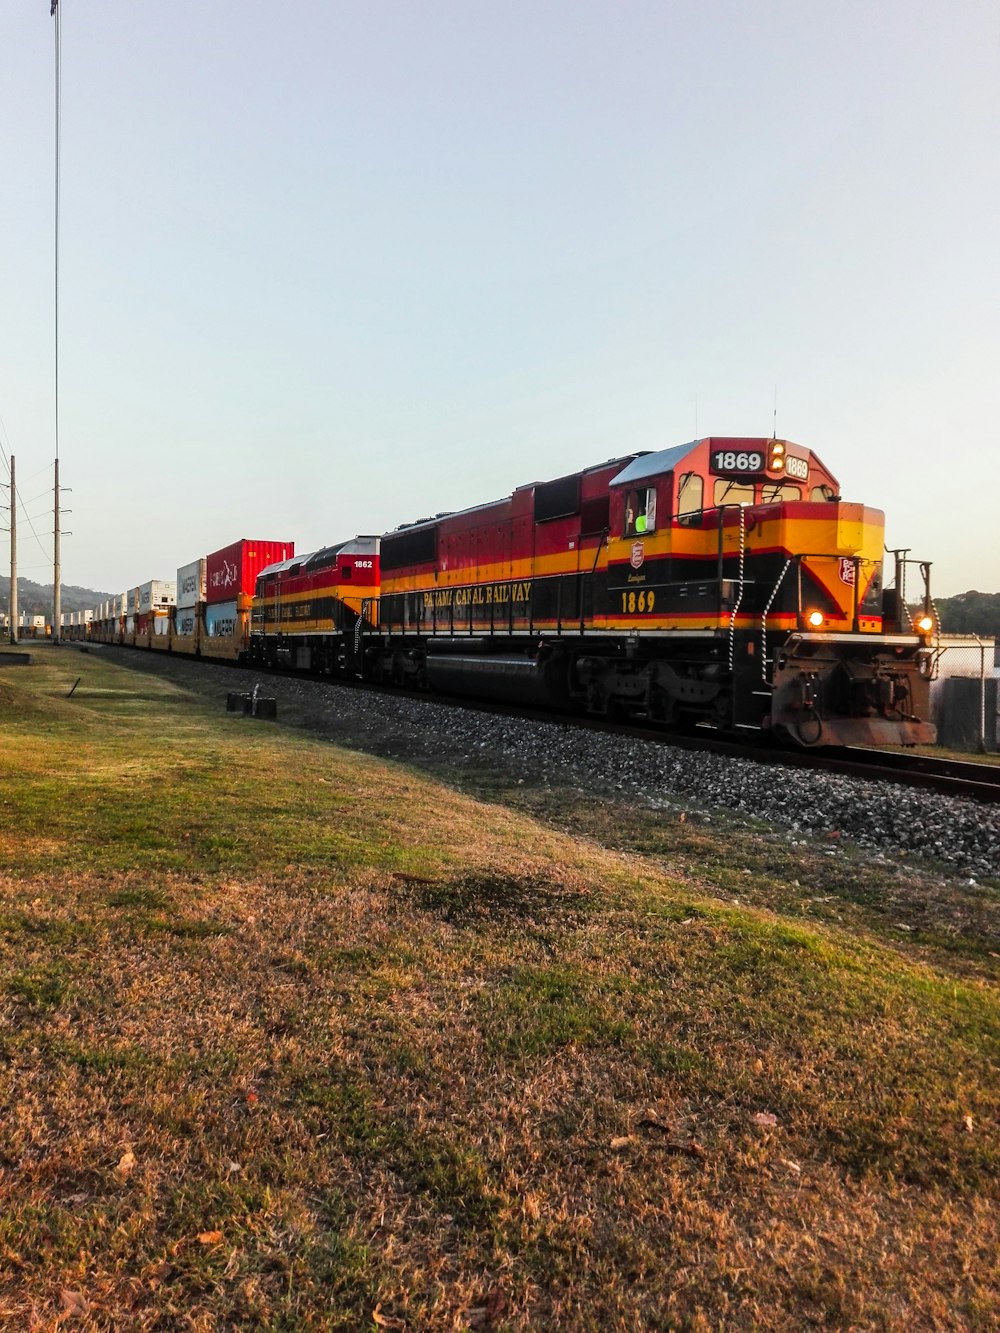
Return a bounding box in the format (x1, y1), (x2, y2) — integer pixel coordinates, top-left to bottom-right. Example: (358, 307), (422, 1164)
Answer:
(1, 0), (997, 598)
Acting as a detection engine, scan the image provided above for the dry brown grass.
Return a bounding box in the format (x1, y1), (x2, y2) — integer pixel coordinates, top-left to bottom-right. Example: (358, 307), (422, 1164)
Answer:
(0, 647), (997, 1331)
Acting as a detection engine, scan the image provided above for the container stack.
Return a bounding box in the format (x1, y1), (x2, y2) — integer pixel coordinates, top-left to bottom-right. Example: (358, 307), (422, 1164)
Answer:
(174, 558), (206, 641)
(204, 539), (294, 658)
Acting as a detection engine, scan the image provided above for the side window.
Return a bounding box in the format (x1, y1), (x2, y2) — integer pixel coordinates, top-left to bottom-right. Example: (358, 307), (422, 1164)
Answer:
(340, 565), (353, 579)
(676, 473), (703, 526)
(713, 480), (755, 507)
(811, 484), (837, 501)
(624, 486), (657, 536)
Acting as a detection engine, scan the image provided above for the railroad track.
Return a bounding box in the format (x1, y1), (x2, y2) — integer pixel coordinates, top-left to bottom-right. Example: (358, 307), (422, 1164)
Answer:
(85, 641), (1000, 804)
(803, 745), (1000, 804)
(516, 713), (1000, 805)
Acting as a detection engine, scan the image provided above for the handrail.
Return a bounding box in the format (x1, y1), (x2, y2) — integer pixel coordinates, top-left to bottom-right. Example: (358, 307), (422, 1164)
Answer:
(761, 557), (794, 682)
(727, 505), (747, 675)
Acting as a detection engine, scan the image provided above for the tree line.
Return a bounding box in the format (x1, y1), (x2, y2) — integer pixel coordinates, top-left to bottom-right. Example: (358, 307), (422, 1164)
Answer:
(934, 590), (1000, 639)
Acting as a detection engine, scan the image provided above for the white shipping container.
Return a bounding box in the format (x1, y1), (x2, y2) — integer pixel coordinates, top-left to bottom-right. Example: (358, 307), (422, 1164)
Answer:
(205, 600), (239, 637)
(139, 580), (175, 614)
(83, 610), (93, 624)
(176, 558), (207, 610)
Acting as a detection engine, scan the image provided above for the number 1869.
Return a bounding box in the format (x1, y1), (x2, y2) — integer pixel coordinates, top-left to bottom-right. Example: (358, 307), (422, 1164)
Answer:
(619, 590), (656, 613)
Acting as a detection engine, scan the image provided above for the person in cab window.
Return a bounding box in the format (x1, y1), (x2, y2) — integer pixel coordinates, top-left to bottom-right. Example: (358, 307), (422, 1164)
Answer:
(626, 488), (655, 536)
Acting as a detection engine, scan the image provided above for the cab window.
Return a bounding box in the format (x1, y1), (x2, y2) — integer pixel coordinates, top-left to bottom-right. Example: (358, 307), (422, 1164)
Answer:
(713, 479), (755, 507)
(676, 472), (703, 526)
(811, 484), (837, 501)
(761, 483), (802, 503)
(624, 486), (657, 536)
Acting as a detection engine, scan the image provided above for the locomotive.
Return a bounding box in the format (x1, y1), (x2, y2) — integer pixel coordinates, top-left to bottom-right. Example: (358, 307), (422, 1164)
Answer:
(84, 436), (939, 748)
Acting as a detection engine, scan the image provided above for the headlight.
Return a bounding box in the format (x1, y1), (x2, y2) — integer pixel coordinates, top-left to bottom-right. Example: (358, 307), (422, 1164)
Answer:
(916, 615), (934, 633)
(806, 610), (824, 628)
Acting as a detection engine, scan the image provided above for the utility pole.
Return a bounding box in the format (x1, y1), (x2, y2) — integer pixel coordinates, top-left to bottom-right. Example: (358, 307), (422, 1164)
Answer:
(51, 0), (62, 645)
(53, 459), (61, 643)
(9, 455), (17, 644)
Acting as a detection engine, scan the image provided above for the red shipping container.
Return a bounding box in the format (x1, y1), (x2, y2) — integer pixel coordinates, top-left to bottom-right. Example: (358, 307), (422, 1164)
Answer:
(205, 538), (295, 604)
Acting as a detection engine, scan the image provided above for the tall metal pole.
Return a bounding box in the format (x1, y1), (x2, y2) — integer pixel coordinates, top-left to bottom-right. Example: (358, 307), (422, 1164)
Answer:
(51, 0), (62, 644)
(9, 455), (17, 644)
(53, 458), (61, 643)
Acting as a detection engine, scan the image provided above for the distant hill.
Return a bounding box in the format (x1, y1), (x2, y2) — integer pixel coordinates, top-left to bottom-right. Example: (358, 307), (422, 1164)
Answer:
(935, 590), (1000, 640)
(0, 576), (113, 620)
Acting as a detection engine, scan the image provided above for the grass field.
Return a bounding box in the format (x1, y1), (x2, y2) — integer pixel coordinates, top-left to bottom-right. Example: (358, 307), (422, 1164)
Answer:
(0, 647), (997, 1330)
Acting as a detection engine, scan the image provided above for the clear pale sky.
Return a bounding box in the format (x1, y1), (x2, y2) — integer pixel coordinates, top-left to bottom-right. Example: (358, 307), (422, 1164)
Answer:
(1, 1), (997, 598)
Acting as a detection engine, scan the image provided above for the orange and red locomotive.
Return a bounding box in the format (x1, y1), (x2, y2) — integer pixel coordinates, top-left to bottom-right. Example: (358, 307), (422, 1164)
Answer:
(367, 437), (937, 746)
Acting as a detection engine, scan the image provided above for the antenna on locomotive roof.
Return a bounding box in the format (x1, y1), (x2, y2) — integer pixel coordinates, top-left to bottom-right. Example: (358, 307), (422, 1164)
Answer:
(694, 392), (698, 439)
(772, 384), (778, 439)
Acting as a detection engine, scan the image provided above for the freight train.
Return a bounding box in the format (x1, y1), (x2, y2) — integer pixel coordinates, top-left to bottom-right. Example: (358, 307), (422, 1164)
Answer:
(79, 437), (939, 747)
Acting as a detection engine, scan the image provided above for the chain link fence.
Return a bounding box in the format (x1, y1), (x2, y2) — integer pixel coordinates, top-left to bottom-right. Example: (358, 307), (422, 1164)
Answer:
(930, 635), (999, 752)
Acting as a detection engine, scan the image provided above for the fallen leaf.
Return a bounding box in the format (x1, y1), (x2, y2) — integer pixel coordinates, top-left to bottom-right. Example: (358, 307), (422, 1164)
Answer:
(116, 1149), (137, 1175)
(964, 1115), (974, 1133)
(60, 1290), (89, 1315)
(640, 1124), (706, 1159)
(638, 1114), (671, 1133)
(752, 1112), (778, 1129)
(781, 1158), (802, 1173)
(245, 1091), (259, 1105)
(485, 1287), (509, 1321)
(372, 1304), (407, 1329)
(225, 1160), (242, 1176)
(197, 1231), (223, 1245)
(610, 1135), (636, 1150)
